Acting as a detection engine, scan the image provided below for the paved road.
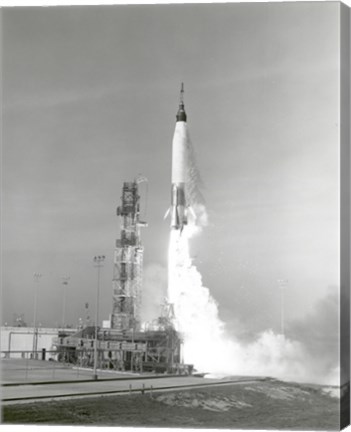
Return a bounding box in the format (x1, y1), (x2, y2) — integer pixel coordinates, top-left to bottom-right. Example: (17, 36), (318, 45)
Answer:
(2, 376), (257, 404)
(1, 359), (264, 405)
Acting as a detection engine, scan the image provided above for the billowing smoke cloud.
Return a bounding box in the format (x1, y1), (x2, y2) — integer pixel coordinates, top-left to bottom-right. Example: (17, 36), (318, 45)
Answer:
(140, 263), (167, 324)
(168, 234), (339, 385)
(287, 289), (340, 384)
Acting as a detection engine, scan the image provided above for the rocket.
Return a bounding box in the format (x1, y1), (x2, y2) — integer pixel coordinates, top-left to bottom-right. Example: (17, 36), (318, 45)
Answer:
(165, 83), (189, 232)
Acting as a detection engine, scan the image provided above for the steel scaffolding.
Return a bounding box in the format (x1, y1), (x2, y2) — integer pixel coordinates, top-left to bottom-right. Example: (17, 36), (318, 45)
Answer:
(111, 180), (147, 331)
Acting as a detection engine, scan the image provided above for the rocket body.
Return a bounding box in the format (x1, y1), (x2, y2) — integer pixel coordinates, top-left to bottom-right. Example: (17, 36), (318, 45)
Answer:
(169, 85), (188, 232)
(171, 122), (188, 230)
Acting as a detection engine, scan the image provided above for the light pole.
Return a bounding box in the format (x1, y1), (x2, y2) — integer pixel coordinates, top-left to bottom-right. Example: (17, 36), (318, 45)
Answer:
(32, 272), (42, 358)
(277, 279), (288, 337)
(93, 255), (105, 380)
(61, 276), (70, 328)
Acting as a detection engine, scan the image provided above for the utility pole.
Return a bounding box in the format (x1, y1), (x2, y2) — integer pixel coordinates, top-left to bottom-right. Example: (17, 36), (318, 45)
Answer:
(32, 272), (42, 358)
(93, 255), (105, 380)
(61, 276), (70, 328)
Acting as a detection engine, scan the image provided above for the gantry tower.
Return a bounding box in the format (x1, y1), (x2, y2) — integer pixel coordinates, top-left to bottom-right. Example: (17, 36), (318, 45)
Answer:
(111, 179), (147, 331)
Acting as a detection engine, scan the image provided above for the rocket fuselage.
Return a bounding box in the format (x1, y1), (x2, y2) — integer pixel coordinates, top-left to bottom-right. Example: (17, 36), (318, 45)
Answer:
(169, 87), (188, 231)
(172, 121), (187, 184)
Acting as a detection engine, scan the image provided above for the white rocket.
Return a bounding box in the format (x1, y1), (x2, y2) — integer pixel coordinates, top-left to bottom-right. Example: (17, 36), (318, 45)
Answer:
(165, 83), (189, 232)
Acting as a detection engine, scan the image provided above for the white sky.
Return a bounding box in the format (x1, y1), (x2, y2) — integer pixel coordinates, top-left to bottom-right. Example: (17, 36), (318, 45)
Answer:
(2, 2), (341, 336)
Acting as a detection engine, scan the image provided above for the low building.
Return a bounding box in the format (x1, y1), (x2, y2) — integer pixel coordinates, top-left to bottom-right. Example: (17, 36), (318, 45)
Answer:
(1, 326), (76, 360)
(53, 326), (192, 374)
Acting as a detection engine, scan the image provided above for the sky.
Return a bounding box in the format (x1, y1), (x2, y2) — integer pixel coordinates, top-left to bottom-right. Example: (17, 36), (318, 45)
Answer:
(2, 3), (340, 343)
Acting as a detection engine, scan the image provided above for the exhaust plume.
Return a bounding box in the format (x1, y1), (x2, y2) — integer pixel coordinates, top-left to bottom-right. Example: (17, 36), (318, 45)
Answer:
(167, 145), (339, 386)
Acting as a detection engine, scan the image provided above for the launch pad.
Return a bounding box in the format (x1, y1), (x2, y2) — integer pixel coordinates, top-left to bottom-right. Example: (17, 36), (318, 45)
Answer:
(54, 172), (191, 376)
(53, 326), (191, 375)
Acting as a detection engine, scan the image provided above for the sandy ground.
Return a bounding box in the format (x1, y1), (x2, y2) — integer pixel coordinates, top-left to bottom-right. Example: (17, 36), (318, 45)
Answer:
(2, 380), (342, 429)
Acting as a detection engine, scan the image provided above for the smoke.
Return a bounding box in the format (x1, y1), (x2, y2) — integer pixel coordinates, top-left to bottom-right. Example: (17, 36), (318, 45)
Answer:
(168, 227), (340, 385)
(184, 131), (208, 229)
(167, 144), (339, 384)
(166, 125), (339, 386)
(288, 290), (340, 384)
(140, 263), (167, 324)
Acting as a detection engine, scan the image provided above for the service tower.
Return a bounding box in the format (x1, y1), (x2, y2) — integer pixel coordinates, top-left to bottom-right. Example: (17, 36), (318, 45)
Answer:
(111, 179), (147, 331)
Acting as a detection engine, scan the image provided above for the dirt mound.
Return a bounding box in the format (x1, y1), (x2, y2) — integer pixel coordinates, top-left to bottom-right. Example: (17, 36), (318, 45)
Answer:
(321, 386), (340, 398)
(244, 384), (311, 401)
(156, 391), (252, 412)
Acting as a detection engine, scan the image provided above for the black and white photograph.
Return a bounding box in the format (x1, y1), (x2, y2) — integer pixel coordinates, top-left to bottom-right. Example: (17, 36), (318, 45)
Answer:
(1, 1), (350, 429)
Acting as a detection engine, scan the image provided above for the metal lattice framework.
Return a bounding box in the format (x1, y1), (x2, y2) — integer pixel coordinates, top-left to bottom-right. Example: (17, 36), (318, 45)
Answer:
(111, 181), (146, 331)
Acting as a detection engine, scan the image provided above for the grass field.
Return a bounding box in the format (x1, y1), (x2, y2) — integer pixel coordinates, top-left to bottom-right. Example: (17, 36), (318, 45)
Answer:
(2, 379), (342, 429)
